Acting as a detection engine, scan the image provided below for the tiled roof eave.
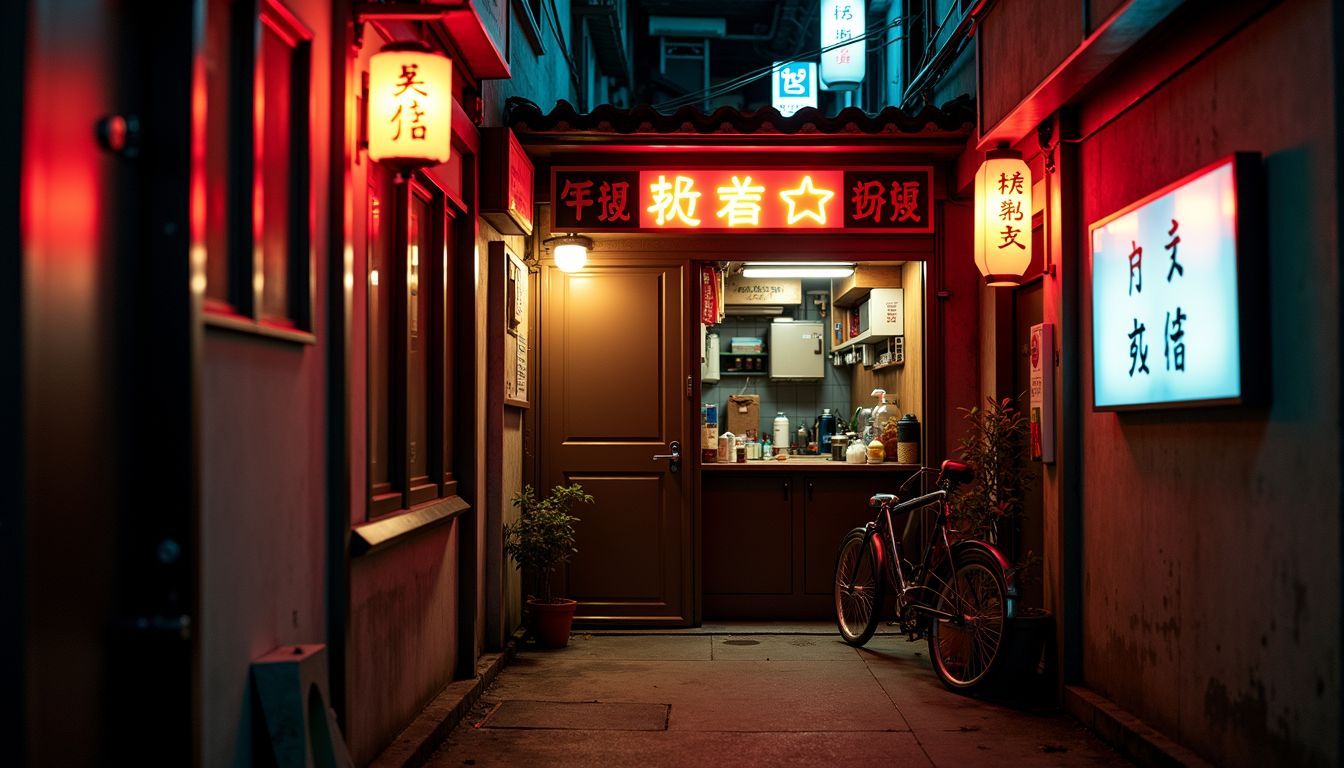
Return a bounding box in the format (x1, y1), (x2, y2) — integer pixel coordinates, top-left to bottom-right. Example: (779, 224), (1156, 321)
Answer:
(503, 97), (976, 139)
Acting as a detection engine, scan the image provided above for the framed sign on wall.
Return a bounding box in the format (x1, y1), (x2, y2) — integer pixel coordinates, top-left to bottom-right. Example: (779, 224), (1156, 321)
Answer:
(1088, 153), (1265, 411)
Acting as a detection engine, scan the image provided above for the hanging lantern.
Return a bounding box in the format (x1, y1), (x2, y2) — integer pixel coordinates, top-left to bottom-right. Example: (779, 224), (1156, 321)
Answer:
(974, 148), (1032, 287)
(819, 0), (865, 91)
(368, 42), (452, 166)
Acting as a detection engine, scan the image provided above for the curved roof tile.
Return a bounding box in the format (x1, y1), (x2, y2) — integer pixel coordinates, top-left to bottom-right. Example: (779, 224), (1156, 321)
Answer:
(503, 96), (975, 136)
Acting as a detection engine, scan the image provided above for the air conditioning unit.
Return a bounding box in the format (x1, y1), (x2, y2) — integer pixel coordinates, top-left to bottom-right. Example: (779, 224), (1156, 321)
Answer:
(649, 15), (727, 38)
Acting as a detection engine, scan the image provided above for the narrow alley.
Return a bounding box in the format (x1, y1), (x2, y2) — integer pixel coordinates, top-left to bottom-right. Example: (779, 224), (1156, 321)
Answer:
(429, 627), (1127, 767)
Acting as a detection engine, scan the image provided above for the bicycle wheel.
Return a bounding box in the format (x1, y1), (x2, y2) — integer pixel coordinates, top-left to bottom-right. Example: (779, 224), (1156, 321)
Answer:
(927, 547), (1008, 691)
(834, 527), (884, 647)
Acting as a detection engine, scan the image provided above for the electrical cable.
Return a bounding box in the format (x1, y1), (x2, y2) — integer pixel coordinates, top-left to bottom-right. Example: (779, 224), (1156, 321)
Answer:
(653, 16), (900, 109)
(651, 15), (913, 111)
(651, 18), (898, 110)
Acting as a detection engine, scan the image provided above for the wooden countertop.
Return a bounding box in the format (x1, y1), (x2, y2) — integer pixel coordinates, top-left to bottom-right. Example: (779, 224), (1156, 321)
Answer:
(700, 457), (920, 472)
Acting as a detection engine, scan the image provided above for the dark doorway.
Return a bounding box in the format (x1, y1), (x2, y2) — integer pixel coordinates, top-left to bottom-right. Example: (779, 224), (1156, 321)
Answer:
(1011, 279), (1045, 608)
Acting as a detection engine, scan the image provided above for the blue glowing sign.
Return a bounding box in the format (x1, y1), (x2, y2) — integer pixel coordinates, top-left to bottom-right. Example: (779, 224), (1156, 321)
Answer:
(1090, 156), (1257, 410)
(772, 61), (817, 117)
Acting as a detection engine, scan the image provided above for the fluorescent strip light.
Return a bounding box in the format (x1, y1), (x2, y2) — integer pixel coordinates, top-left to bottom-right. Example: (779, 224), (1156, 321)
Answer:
(741, 265), (855, 278)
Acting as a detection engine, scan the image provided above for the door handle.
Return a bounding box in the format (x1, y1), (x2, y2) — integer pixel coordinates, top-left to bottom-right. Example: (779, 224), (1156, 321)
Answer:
(652, 440), (681, 473)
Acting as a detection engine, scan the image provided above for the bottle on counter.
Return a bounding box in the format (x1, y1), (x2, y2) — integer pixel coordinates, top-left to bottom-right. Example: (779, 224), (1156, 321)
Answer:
(845, 433), (867, 464)
(866, 436), (886, 464)
(772, 412), (790, 452)
(817, 408), (837, 454)
(762, 436), (772, 459)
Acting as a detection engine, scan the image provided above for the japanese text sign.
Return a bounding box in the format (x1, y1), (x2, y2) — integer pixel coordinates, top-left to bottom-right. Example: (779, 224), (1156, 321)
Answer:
(820, 0), (865, 90)
(1029, 323), (1055, 462)
(552, 167), (933, 234)
(1090, 156), (1253, 410)
(772, 61), (817, 117)
(368, 47), (452, 165)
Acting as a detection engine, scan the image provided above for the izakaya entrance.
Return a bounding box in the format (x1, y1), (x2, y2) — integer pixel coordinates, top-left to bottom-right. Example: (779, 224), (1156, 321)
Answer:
(510, 97), (982, 626)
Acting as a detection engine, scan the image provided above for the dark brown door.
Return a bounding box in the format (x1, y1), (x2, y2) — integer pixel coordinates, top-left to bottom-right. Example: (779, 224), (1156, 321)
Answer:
(541, 260), (691, 625)
(1012, 280), (1045, 608)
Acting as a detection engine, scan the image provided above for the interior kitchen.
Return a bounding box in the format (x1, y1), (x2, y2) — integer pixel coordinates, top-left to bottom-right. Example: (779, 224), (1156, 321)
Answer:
(697, 260), (928, 618)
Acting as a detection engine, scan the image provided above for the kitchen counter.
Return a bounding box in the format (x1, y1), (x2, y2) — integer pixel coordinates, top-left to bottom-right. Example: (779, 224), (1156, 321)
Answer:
(700, 457), (921, 472)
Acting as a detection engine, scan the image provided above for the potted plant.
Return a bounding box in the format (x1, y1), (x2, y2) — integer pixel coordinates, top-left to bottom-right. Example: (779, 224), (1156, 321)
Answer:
(504, 483), (593, 648)
(952, 395), (1053, 700)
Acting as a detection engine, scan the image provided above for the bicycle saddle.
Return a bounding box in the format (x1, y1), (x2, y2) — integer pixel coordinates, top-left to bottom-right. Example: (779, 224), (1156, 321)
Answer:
(939, 460), (974, 485)
(868, 493), (897, 508)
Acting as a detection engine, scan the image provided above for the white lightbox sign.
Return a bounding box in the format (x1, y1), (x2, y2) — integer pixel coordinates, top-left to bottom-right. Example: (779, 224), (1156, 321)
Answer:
(772, 61), (817, 117)
(1089, 155), (1260, 410)
(820, 0), (864, 91)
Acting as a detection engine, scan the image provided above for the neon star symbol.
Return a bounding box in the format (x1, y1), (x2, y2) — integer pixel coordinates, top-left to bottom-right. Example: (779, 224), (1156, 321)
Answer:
(779, 175), (835, 225)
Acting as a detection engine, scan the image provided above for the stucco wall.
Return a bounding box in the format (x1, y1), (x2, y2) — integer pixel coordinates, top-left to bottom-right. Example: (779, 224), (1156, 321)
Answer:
(1076, 2), (1339, 765)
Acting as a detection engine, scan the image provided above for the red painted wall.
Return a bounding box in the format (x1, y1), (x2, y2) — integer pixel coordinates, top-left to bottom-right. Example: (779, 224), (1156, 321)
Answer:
(1073, 2), (1339, 764)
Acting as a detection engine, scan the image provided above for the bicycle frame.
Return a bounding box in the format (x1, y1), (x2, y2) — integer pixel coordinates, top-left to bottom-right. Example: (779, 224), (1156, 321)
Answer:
(865, 487), (967, 625)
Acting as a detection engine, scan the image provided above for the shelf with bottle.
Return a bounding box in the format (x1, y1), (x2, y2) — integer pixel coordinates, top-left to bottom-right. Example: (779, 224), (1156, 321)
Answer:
(720, 351), (768, 375)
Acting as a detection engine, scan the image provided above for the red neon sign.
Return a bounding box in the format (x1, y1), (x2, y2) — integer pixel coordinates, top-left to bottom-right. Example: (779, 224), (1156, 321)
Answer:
(552, 166), (934, 234)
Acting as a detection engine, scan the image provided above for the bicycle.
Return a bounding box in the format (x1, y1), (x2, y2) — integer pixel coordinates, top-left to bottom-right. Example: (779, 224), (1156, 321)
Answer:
(833, 459), (1017, 692)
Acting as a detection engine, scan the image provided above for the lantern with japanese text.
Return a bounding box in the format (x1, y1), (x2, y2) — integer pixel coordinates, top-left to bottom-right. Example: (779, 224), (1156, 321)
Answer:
(820, 0), (865, 91)
(368, 42), (452, 166)
(974, 149), (1032, 286)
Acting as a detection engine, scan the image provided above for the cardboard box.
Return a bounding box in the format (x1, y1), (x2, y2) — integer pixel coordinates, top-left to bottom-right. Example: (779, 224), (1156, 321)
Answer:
(726, 395), (760, 441)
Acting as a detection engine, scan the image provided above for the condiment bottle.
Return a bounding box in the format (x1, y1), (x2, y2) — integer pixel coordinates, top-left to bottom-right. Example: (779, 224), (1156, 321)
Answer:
(772, 412), (790, 452)
(866, 437), (886, 464)
(845, 434), (867, 464)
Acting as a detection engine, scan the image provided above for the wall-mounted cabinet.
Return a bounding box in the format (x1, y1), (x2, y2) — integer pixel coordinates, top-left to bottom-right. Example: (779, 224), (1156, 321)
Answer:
(832, 288), (904, 352)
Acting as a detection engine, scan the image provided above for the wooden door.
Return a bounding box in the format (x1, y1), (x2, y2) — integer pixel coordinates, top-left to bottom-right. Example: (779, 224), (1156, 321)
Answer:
(540, 260), (691, 625)
(1012, 280), (1045, 608)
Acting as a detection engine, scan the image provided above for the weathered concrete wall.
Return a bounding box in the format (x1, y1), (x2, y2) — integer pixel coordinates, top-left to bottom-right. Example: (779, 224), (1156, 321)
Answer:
(346, 524), (460, 765)
(198, 0), (332, 764)
(1075, 2), (1339, 765)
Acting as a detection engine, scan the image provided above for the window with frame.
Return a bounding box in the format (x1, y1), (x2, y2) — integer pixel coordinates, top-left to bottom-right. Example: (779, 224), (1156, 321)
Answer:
(204, 0), (314, 338)
(367, 164), (460, 519)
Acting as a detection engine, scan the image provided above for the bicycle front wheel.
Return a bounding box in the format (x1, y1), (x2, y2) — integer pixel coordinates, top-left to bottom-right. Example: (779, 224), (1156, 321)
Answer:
(834, 527), (884, 647)
(927, 547), (1008, 691)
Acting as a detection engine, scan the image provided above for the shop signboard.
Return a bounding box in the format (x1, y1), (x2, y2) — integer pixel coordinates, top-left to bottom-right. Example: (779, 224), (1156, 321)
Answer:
(819, 0), (864, 90)
(1029, 323), (1054, 463)
(481, 128), (535, 235)
(772, 61), (817, 117)
(552, 166), (934, 234)
(1088, 153), (1264, 410)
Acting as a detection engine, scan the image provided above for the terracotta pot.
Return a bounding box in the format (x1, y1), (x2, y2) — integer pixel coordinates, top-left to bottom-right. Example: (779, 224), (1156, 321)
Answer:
(528, 598), (577, 648)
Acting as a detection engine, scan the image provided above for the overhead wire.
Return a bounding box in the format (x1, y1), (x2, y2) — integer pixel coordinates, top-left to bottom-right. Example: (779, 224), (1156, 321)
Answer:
(650, 10), (924, 113)
(650, 15), (907, 111)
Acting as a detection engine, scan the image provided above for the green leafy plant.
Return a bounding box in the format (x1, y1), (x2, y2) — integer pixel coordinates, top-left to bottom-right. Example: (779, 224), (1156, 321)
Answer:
(503, 483), (593, 604)
(952, 395), (1037, 580)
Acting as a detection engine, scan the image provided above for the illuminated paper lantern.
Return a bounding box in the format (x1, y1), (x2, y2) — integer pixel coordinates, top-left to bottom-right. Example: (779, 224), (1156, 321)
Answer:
(820, 0), (865, 91)
(974, 149), (1032, 286)
(368, 43), (452, 166)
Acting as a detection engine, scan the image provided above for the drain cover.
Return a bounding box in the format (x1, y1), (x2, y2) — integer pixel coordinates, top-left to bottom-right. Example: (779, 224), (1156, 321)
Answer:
(722, 639), (760, 646)
(481, 701), (669, 731)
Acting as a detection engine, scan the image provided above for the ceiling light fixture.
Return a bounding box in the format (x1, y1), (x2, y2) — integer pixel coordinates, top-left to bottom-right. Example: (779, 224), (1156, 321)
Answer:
(544, 234), (594, 273)
(740, 262), (855, 279)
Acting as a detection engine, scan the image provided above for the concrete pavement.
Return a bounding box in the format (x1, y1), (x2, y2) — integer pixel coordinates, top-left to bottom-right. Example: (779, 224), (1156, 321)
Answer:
(425, 627), (1129, 767)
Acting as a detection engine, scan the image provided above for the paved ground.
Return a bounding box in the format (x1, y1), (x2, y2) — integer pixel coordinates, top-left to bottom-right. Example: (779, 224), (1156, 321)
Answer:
(426, 625), (1129, 767)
